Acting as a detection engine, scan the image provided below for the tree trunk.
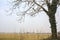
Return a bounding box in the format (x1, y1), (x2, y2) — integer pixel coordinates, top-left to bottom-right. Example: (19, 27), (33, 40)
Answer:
(49, 14), (57, 40)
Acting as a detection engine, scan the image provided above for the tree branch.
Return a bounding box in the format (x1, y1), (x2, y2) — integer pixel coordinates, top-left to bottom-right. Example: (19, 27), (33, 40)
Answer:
(24, 3), (34, 13)
(45, 0), (50, 8)
(34, 1), (48, 14)
(45, 0), (50, 6)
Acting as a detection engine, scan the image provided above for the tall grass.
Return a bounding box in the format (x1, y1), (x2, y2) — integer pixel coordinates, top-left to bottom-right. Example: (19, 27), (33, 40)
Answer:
(0, 33), (53, 40)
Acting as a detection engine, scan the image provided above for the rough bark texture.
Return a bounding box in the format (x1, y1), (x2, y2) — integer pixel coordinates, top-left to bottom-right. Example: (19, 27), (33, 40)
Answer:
(49, 14), (57, 40)
(46, 0), (58, 40)
(48, 7), (58, 40)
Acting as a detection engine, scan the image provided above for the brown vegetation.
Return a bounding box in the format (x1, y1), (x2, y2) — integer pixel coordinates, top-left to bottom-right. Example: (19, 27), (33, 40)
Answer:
(0, 33), (60, 40)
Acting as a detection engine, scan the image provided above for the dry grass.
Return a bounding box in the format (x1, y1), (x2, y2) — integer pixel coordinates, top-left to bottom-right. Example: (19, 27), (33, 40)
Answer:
(0, 33), (51, 40)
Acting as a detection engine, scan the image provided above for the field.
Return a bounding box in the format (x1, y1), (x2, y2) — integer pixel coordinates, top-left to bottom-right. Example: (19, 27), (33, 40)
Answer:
(0, 33), (60, 40)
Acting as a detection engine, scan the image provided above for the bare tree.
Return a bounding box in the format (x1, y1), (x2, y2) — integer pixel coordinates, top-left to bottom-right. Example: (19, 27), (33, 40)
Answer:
(9, 0), (60, 40)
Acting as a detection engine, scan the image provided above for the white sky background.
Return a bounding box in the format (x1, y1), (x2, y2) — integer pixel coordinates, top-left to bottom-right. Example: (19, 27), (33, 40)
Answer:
(0, 0), (60, 33)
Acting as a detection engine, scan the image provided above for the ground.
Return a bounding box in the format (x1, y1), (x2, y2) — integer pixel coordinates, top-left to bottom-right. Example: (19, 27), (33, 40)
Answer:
(0, 33), (60, 40)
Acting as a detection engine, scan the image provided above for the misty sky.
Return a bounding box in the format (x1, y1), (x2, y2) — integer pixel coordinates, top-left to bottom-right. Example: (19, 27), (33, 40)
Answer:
(0, 0), (60, 33)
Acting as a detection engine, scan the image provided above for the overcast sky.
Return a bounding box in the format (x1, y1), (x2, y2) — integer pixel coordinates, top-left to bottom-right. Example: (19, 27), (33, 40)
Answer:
(0, 0), (60, 33)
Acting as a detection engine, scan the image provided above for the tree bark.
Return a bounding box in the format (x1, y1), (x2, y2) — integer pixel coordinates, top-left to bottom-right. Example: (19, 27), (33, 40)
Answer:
(47, 0), (58, 39)
(49, 14), (57, 40)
